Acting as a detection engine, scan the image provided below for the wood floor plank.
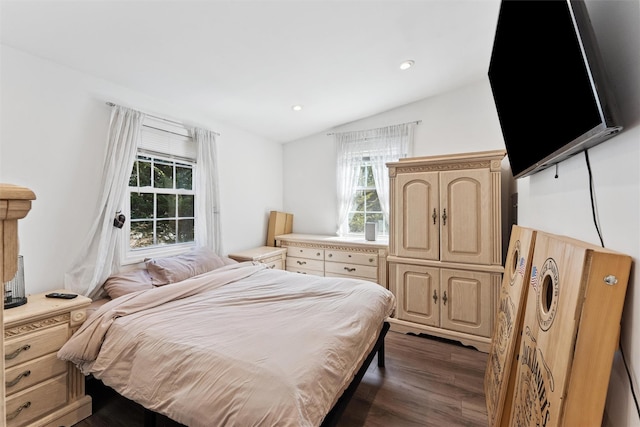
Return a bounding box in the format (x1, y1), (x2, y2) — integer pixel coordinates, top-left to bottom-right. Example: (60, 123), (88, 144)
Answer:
(74, 331), (488, 426)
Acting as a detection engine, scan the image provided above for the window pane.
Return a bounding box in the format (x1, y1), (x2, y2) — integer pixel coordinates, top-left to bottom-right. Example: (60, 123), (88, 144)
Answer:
(156, 220), (176, 245)
(357, 165), (367, 187)
(154, 160), (173, 188)
(177, 219), (195, 243)
(365, 190), (381, 211)
(130, 193), (153, 219)
(350, 190), (365, 212)
(178, 195), (194, 217)
(130, 221), (154, 248)
(365, 213), (384, 225)
(365, 165), (375, 187)
(176, 165), (192, 190)
(348, 212), (364, 233)
(156, 194), (176, 218)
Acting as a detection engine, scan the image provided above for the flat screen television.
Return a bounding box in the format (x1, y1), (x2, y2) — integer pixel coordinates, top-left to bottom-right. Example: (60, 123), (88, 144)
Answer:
(488, 0), (622, 179)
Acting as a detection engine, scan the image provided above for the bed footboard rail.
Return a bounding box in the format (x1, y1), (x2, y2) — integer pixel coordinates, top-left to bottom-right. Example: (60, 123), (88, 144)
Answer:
(320, 321), (390, 427)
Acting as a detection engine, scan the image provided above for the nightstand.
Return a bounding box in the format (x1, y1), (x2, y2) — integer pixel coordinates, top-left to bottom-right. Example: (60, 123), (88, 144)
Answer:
(228, 246), (287, 270)
(4, 290), (92, 427)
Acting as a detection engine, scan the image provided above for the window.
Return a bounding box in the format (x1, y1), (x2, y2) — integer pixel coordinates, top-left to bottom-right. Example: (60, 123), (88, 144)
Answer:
(128, 154), (196, 249)
(347, 158), (386, 235)
(122, 118), (198, 263)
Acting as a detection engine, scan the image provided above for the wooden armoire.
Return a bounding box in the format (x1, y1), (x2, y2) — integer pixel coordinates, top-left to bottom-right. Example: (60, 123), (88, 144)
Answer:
(386, 150), (506, 352)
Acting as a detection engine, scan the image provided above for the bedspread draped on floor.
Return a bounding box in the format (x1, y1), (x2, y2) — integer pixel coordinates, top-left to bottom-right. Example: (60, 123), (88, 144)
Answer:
(59, 262), (396, 427)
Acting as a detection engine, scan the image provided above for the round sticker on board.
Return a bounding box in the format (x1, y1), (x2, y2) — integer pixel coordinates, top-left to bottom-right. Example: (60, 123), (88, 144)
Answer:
(536, 258), (560, 331)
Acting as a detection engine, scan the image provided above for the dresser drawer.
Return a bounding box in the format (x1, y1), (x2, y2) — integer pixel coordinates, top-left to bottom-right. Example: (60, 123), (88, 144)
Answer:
(286, 246), (324, 260)
(5, 324), (68, 369)
(286, 257), (324, 272)
(5, 353), (67, 396)
(6, 374), (67, 427)
(325, 250), (378, 266)
(325, 262), (378, 280)
(286, 267), (325, 277)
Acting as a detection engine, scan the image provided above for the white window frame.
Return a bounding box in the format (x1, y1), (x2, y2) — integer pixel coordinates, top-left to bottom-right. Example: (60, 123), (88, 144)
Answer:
(344, 157), (388, 237)
(120, 118), (198, 265)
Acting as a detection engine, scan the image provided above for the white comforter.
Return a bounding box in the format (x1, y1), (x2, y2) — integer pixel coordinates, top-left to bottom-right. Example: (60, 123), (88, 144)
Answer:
(58, 262), (396, 427)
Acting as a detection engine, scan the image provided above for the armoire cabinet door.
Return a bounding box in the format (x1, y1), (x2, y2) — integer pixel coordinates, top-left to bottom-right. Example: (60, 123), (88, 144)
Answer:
(393, 171), (439, 260)
(440, 168), (491, 265)
(392, 263), (440, 327)
(440, 268), (492, 337)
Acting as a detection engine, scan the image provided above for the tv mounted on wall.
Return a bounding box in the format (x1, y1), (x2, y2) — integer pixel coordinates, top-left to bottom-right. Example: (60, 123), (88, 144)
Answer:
(488, 0), (622, 179)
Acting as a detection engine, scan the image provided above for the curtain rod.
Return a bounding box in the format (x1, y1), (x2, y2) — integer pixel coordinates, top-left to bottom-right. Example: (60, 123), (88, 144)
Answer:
(326, 120), (421, 136)
(106, 102), (220, 136)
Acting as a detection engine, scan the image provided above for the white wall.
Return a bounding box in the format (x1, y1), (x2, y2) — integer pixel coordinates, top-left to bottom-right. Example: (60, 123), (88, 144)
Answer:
(283, 1), (640, 425)
(0, 46), (284, 295)
(283, 79), (509, 234)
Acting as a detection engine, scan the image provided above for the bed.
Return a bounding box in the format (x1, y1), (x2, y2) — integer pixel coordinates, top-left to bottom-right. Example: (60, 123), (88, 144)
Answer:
(58, 248), (396, 427)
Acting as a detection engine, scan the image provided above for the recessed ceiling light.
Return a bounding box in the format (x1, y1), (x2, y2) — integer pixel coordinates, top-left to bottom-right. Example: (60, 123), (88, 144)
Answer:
(291, 105), (303, 111)
(400, 60), (415, 70)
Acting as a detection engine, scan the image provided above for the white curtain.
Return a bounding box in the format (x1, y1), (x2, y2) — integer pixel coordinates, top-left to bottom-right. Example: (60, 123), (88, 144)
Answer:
(64, 106), (145, 298)
(335, 123), (414, 236)
(191, 127), (222, 254)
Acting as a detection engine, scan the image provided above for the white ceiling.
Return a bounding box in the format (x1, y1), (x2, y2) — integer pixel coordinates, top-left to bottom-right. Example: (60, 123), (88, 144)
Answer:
(0, 0), (501, 143)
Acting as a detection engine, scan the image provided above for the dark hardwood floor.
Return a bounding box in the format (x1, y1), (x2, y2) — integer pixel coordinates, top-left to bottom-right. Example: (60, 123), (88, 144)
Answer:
(72, 331), (488, 427)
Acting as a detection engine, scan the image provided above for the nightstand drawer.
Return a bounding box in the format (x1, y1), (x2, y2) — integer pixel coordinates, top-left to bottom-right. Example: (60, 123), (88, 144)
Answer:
(5, 324), (68, 369)
(6, 374), (67, 427)
(325, 262), (378, 280)
(325, 250), (378, 266)
(260, 256), (284, 270)
(5, 353), (67, 396)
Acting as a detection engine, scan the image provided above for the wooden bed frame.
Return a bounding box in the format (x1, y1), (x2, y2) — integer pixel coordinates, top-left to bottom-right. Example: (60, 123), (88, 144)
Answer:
(142, 321), (391, 427)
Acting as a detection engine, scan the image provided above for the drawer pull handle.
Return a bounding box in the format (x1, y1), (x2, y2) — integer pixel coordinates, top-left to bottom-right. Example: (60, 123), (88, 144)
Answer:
(296, 260), (307, 265)
(267, 264), (275, 269)
(369, 258), (374, 263)
(7, 401), (31, 420)
(442, 291), (448, 305)
(6, 370), (31, 388)
(316, 252), (321, 257)
(344, 267), (356, 273)
(6, 345), (31, 360)
(328, 254), (333, 258)
(433, 290), (438, 304)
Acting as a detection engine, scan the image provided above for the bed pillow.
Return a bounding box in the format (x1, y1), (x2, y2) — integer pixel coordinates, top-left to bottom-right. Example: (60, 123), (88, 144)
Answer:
(145, 247), (237, 285)
(103, 269), (154, 299)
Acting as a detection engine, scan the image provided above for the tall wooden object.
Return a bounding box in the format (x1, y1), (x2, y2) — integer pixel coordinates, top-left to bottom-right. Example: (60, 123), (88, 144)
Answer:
(510, 232), (631, 426)
(386, 150), (506, 352)
(484, 225), (536, 427)
(486, 229), (632, 426)
(266, 211), (293, 247)
(0, 184), (36, 422)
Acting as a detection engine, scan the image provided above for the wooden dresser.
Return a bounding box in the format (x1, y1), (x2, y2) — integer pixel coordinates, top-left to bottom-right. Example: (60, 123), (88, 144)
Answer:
(386, 150), (506, 352)
(275, 234), (388, 288)
(228, 246), (287, 270)
(4, 291), (92, 427)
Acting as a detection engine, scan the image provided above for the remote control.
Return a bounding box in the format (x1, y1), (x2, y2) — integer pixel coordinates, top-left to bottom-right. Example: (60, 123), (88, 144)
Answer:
(45, 292), (78, 299)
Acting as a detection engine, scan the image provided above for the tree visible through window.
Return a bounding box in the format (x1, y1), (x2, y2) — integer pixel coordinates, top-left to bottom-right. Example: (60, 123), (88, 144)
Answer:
(348, 158), (386, 235)
(128, 154), (196, 249)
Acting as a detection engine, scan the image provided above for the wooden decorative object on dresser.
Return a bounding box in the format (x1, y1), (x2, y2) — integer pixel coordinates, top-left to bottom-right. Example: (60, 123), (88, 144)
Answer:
(4, 291), (92, 427)
(228, 246), (287, 270)
(386, 150), (506, 352)
(1, 184), (36, 422)
(275, 234), (388, 288)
